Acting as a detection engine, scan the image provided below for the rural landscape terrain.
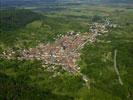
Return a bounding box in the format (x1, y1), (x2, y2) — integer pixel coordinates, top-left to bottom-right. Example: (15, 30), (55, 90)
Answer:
(0, 0), (133, 100)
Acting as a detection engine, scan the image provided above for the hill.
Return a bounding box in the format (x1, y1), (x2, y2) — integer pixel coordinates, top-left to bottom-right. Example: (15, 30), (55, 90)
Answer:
(0, 3), (133, 100)
(0, 8), (42, 31)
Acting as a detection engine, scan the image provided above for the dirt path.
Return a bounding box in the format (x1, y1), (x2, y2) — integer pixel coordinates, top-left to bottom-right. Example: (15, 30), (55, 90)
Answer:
(114, 49), (123, 85)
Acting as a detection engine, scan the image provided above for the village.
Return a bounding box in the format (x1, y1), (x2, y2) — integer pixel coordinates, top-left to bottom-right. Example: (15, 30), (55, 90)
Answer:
(1, 19), (116, 87)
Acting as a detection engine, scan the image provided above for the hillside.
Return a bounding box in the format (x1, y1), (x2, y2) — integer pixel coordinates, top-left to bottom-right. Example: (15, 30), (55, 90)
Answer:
(0, 3), (133, 100)
(0, 9), (42, 31)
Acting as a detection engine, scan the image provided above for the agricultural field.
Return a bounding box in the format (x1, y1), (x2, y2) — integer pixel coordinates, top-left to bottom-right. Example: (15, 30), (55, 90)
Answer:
(0, 2), (133, 100)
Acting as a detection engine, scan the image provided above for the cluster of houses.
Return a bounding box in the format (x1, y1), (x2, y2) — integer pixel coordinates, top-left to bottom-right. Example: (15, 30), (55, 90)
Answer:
(0, 49), (15, 59)
(90, 19), (117, 35)
(1, 20), (115, 73)
(20, 31), (91, 73)
(1, 20), (116, 87)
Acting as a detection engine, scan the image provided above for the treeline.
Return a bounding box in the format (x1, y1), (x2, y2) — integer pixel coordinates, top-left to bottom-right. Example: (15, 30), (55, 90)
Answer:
(0, 8), (42, 31)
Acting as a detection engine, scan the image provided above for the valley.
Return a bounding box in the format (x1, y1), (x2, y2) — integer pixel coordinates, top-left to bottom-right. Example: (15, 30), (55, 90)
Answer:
(0, 1), (133, 100)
